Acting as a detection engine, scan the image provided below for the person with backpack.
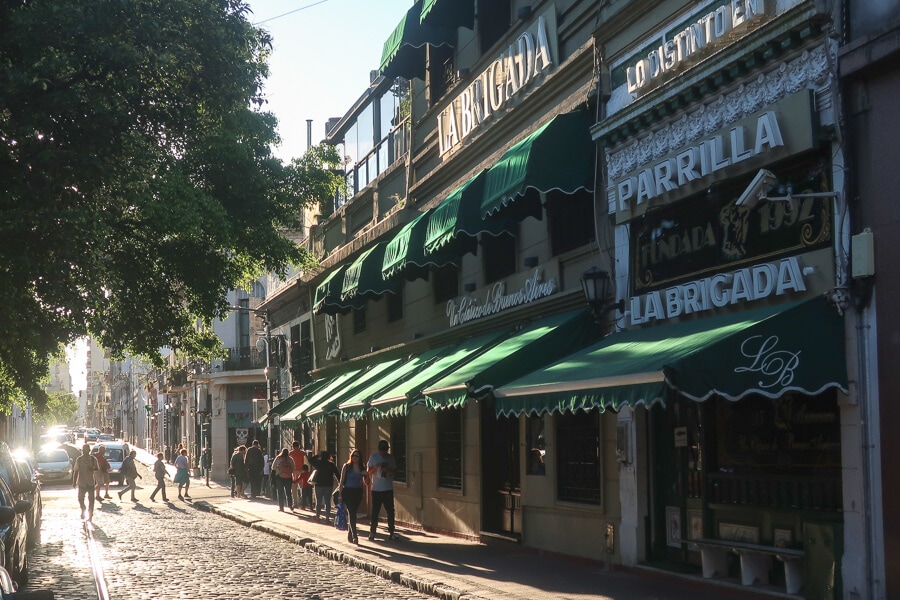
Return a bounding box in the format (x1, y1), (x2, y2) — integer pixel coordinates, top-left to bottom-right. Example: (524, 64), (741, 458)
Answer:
(118, 450), (142, 502)
(72, 444), (99, 521)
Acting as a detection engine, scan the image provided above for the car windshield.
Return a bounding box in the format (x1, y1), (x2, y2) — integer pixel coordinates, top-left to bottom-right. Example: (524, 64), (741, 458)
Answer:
(105, 449), (124, 462)
(36, 450), (69, 463)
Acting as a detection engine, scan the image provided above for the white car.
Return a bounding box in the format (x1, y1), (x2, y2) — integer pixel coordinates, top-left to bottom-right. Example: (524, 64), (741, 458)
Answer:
(95, 442), (130, 485)
(34, 448), (72, 485)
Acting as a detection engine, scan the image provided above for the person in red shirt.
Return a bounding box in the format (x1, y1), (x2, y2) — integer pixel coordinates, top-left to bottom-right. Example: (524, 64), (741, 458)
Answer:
(298, 464), (313, 510)
(288, 441), (306, 510)
(94, 445), (112, 501)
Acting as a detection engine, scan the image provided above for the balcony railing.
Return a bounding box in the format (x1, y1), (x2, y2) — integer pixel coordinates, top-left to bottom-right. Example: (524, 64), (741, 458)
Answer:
(334, 117), (410, 212)
(220, 346), (266, 372)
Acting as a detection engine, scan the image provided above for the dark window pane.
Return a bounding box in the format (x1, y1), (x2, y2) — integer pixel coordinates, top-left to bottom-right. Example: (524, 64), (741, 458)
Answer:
(556, 411), (601, 504)
(478, 0), (510, 53)
(353, 306), (367, 335)
(437, 408), (462, 489)
(547, 188), (595, 256)
(387, 289), (403, 323)
(433, 263), (459, 303)
(482, 232), (516, 283)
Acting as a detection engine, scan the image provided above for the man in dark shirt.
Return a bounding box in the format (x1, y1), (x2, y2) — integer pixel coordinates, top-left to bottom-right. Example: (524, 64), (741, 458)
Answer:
(244, 440), (265, 498)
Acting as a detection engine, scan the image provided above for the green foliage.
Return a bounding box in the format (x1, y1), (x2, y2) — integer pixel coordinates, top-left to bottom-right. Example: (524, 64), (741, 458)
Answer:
(0, 0), (344, 411)
(32, 391), (79, 427)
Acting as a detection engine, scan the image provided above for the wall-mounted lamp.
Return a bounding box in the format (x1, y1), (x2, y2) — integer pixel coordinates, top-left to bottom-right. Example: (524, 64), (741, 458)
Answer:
(736, 169), (842, 209)
(581, 267), (625, 323)
(464, 282), (477, 293)
(523, 256), (539, 268)
(517, 5), (532, 21)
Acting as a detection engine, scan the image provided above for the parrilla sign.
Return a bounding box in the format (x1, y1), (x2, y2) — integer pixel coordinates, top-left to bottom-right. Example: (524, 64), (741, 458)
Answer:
(438, 10), (557, 156)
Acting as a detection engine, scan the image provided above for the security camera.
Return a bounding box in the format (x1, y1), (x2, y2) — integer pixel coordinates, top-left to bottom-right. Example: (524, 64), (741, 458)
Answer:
(735, 169), (778, 208)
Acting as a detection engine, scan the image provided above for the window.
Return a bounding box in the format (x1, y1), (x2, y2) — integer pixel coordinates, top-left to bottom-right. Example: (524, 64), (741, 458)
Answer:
(478, 0), (511, 54)
(428, 44), (455, 104)
(353, 305), (367, 335)
(547, 188), (595, 256)
(290, 321), (313, 387)
(437, 408), (463, 489)
(433, 263), (459, 303)
(391, 416), (407, 483)
(387, 288), (403, 323)
(556, 411), (601, 504)
(326, 416), (338, 458)
(482, 232), (516, 283)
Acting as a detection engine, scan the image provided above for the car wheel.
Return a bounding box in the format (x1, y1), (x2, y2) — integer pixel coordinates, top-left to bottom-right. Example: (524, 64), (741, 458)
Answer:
(13, 547), (27, 587)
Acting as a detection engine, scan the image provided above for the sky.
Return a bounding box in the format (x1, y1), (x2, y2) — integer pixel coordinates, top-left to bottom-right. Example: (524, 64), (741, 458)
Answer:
(246, 0), (413, 162)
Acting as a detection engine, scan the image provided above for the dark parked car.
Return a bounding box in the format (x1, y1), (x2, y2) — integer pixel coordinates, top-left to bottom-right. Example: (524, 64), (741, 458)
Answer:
(8, 457), (40, 549)
(0, 473), (31, 586)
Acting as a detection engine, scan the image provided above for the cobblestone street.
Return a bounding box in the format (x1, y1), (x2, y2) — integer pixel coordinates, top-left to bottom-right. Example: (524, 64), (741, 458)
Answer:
(26, 463), (434, 600)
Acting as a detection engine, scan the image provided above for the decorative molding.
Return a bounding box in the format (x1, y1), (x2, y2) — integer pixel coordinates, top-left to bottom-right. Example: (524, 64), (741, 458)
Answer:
(606, 41), (835, 181)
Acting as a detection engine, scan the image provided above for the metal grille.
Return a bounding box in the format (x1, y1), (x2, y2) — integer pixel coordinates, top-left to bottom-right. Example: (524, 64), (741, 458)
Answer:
(556, 411), (601, 505)
(437, 408), (462, 489)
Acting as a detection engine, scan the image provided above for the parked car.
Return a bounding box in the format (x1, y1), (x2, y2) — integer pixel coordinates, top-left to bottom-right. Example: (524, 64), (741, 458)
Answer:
(0, 472), (31, 586)
(0, 449), (40, 555)
(34, 449), (71, 487)
(95, 443), (130, 486)
(97, 434), (115, 443)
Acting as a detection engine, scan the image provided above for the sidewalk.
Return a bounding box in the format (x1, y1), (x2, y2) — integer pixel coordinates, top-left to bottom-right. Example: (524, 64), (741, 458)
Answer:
(132, 447), (794, 600)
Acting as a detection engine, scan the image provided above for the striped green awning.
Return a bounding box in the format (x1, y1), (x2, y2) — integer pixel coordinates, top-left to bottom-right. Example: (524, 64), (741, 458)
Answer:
(481, 109), (594, 220)
(424, 171), (513, 257)
(380, 4), (457, 80)
(313, 263), (355, 315)
(280, 368), (366, 422)
(341, 241), (401, 302)
(493, 297), (848, 417)
(304, 358), (404, 424)
(421, 309), (599, 410)
(381, 208), (461, 283)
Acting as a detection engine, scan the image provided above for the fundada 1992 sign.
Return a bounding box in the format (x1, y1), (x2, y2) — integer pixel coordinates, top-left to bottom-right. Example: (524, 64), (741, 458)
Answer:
(629, 167), (833, 295)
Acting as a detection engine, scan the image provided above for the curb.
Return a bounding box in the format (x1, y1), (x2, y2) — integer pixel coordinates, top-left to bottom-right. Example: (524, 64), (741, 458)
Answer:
(193, 501), (486, 600)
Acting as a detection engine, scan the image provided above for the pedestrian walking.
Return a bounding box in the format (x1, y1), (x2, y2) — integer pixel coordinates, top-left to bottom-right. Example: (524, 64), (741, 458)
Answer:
(149, 452), (169, 502)
(313, 451), (340, 522)
(94, 444), (112, 501)
(230, 445), (249, 499)
(118, 450), (141, 502)
(298, 464), (313, 510)
(288, 441), (306, 509)
(271, 448), (294, 512)
(367, 439), (399, 540)
(339, 448), (369, 544)
(245, 440), (264, 498)
(73, 443), (99, 521)
(173, 448), (191, 500)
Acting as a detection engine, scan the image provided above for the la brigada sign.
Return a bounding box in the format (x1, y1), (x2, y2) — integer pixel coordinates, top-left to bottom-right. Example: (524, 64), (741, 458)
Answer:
(445, 256), (807, 327)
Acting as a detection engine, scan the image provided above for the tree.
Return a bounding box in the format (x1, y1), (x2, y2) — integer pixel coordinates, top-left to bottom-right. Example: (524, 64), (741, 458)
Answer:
(0, 0), (344, 411)
(32, 391), (79, 428)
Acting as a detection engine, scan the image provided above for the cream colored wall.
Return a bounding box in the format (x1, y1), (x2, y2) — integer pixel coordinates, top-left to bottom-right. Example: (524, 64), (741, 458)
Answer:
(522, 411), (622, 562)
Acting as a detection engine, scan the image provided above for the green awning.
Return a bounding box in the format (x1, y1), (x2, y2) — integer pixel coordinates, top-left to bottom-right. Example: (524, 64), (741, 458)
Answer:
(481, 109), (594, 220)
(421, 309), (599, 410)
(280, 368), (367, 422)
(380, 4), (457, 80)
(420, 0), (474, 29)
(341, 241), (401, 302)
(304, 358), (404, 424)
(493, 297), (848, 417)
(313, 263), (356, 315)
(335, 347), (453, 421)
(369, 330), (510, 415)
(381, 208), (462, 283)
(269, 378), (331, 417)
(424, 170), (514, 257)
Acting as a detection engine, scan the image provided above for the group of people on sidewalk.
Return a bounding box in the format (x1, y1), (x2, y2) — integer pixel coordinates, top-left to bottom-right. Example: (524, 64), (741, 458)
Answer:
(228, 439), (400, 544)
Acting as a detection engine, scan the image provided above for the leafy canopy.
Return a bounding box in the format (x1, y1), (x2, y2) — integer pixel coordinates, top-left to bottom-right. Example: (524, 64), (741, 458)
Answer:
(0, 0), (344, 411)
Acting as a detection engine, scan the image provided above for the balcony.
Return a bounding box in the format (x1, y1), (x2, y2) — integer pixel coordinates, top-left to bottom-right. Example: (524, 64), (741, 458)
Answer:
(220, 346), (266, 372)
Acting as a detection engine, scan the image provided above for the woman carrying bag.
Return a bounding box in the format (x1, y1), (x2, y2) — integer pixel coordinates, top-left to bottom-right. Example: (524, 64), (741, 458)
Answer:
(271, 448), (294, 512)
(339, 448), (369, 544)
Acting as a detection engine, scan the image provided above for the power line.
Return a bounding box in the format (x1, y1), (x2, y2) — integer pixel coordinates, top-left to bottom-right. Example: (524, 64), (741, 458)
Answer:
(251, 0), (334, 26)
